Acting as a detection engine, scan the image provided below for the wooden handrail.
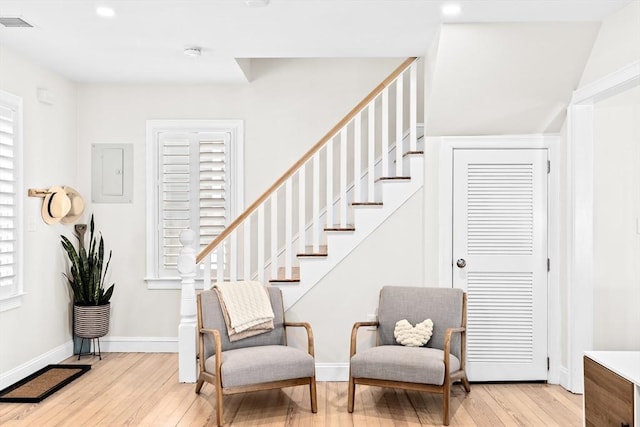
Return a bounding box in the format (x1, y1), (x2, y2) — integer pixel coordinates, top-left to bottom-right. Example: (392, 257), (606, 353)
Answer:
(196, 56), (417, 264)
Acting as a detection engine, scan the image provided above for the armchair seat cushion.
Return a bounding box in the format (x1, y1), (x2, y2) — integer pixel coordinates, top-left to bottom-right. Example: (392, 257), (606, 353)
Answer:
(205, 345), (315, 388)
(350, 345), (460, 386)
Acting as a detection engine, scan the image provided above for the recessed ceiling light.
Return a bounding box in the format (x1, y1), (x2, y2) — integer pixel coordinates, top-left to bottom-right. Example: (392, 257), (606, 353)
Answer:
(441, 3), (461, 16)
(184, 47), (202, 57)
(96, 6), (116, 18)
(245, 0), (269, 7)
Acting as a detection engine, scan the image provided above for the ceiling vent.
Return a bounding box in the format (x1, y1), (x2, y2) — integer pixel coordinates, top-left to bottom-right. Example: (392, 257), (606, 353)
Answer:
(0, 17), (34, 28)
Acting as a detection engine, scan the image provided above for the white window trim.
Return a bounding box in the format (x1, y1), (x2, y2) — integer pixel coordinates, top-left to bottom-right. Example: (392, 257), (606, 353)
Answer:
(145, 120), (244, 289)
(0, 90), (24, 312)
(434, 134), (561, 384)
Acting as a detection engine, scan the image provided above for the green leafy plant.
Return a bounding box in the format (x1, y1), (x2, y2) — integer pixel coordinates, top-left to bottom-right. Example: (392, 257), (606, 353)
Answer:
(61, 215), (115, 306)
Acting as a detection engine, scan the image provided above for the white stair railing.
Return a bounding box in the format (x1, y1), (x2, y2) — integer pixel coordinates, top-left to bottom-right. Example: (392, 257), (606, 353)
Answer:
(177, 57), (419, 382)
(196, 57), (417, 283)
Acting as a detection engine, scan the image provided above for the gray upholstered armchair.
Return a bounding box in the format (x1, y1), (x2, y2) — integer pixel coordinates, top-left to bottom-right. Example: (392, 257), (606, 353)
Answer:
(348, 286), (470, 425)
(195, 286), (317, 426)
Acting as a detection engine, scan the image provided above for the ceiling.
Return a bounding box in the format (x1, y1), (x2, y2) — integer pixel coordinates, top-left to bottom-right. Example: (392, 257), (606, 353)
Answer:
(0, 0), (631, 84)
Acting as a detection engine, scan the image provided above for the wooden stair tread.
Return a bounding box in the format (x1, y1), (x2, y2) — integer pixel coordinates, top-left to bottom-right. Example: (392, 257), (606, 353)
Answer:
(297, 245), (328, 257)
(325, 224), (355, 231)
(376, 176), (411, 182)
(403, 150), (424, 157)
(351, 202), (383, 206)
(269, 267), (300, 283)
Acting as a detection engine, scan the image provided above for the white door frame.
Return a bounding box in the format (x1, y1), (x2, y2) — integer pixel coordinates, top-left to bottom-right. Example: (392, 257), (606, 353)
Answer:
(565, 60), (640, 393)
(435, 135), (560, 384)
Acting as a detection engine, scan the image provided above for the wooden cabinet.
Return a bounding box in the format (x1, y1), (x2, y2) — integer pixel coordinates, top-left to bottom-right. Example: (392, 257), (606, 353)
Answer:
(584, 352), (640, 427)
(584, 356), (634, 427)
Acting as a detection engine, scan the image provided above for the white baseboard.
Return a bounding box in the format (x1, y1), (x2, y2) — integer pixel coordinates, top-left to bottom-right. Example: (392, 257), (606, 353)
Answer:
(99, 336), (178, 353)
(316, 363), (349, 382)
(559, 365), (570, 391)
(0, 341), (74, 390)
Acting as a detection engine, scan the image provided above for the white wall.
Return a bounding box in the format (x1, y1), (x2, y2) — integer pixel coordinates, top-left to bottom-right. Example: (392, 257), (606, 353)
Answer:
(593, 86), (640, 350)
(575, 0), (640, 353)
(426, 23), (599, 136)
(423, 37), (442, 287)
(579, 1), (640, 87)
(0, 47), (78, 375)
(287, 190), (424, 364)
(75, 58), (404, 341)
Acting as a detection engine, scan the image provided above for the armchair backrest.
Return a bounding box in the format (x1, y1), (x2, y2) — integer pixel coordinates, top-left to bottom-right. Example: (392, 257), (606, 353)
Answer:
(377, 286), (465, 358)
(198, 286), (286, 357)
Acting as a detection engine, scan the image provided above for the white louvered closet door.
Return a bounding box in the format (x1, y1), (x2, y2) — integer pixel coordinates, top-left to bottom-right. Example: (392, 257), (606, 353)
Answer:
(452, 149), (548, 381)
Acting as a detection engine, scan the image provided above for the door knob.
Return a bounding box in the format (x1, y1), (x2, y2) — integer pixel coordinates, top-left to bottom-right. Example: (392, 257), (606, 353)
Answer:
(456, 259), (466, 268)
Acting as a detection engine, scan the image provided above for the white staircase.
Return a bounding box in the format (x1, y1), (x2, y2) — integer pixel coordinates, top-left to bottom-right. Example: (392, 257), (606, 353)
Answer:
(277, 136), (424, 309)
(177, 57), (422, 382)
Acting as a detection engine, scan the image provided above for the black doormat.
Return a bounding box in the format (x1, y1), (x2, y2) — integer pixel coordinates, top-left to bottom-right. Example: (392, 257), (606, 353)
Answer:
(0, 364), (91, 403)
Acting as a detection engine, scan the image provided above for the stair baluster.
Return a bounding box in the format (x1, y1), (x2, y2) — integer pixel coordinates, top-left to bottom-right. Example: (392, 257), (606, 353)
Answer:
(312, 153), (321, 252)
(285, 179), (293, 279)
(353, 114), (362, 203)
(409, 61), (418, 152)
(257, 204), (265, 283)
(298, 167), (306, 253)
(339, 128), (348, 228)
(381, 87), (390, 178)
(396, 73), (404, 177)
(367, 101), (376, 201)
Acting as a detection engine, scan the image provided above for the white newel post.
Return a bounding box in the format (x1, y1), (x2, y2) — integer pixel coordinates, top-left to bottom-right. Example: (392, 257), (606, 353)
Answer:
(177, 229), (197, 383)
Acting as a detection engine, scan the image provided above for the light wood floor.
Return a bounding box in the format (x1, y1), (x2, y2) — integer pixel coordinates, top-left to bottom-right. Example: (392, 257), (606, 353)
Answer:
(0, 353), (583, 426)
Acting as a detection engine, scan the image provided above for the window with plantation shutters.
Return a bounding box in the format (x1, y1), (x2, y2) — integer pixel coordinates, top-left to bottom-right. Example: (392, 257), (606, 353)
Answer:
(146, 120), (243, 288)
(158, 131), (229, 276)
(0, 91), (23, 312)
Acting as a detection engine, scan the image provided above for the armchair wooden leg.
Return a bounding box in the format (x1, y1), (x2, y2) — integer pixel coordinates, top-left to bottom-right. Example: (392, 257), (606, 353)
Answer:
(443, 378), (451, 426)
(195, 376), (205, 394)
(310, 377), (318, 413)
(347, 376), (355, 413)
(216, 378), (224, 426)
(461, 376), (471, 393)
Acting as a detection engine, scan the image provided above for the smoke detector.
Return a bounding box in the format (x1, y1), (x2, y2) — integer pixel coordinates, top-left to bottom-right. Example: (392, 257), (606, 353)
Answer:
(183, 47), (202, 57)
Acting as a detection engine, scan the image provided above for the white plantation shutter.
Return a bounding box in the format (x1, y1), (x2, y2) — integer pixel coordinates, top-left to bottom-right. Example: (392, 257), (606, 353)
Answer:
(198, 136), (228, 249)
(159, 134), (191, 274)
(157, 131), (229, 277)
(0, 91), (23, 310)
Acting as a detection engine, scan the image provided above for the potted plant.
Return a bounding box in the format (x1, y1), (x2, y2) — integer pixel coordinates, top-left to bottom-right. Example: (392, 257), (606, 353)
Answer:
(61, 215), (115, 349)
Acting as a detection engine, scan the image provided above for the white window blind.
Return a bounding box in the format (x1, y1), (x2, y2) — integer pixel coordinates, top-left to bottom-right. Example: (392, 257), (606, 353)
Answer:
(0, 91), (23, 311)
(157, 131), (229, 277)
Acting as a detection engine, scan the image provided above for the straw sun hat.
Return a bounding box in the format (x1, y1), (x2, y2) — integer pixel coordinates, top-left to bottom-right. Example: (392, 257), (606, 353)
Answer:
(61, 186), (85, 224)
(41, 186), (85, 224)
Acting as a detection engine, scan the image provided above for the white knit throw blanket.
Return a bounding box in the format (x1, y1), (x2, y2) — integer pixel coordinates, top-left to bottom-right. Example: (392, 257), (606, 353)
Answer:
(213, 281), (275, 333)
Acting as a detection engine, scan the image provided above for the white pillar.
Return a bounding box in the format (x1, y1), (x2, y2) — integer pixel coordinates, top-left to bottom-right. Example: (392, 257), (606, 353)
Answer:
(177, 229), (197, 383)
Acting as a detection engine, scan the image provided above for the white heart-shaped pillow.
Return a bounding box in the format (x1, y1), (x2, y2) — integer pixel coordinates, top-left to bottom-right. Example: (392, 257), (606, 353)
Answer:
(394, 318), (434, 347)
